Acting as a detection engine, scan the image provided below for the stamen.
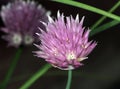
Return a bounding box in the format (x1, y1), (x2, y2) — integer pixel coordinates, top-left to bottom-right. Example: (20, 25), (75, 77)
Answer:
(67, 52), (76, 60)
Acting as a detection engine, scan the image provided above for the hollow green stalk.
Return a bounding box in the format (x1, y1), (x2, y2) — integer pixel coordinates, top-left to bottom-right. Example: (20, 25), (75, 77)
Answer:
(1, 47), (22, 89)
(53, 0), (120, 21)
(65, 70), (72, 89)
(90, 20), (119, 36)
(91, 1), (120, 30)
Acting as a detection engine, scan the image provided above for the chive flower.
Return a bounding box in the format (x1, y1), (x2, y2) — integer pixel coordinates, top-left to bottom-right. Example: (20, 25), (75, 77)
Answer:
(0, 0), (49, 47)
(35, 11), (97, 70)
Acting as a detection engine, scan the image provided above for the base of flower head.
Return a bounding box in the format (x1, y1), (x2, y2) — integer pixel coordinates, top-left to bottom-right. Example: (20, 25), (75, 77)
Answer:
(46, 59), (83, 70)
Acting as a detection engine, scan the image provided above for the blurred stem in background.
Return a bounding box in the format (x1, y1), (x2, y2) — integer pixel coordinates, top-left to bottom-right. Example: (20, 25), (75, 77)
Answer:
(91, 0), (120, 30)
(90, 20), (120, 36)
(19, 64), (51, 89)
(90, 0), (120, 36)
(53, 0), (120, 21)
(65, 70), (72, 89)
(1, 47), (22, 89)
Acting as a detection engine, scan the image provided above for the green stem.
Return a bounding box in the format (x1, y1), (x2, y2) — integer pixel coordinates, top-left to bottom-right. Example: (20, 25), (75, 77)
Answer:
(53, 0), (120, 21)
(90, 20), (119, 36)
(91, 1), (120, 30)
(1, 47), (22, 89)
(65, 70), (72, 89)
(19, 64), (51, 89)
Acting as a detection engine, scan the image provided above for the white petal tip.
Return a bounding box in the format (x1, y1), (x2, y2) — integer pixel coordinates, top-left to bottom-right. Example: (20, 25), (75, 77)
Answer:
(75, 14), (79, 22)
(39, 21), (47, 26)
(6, 3), (11, 9)
(31, 1), (35, 5)
(57, 10), (60, 18)
(36, 33), (40, 36)
(48, 15), (54, 23)
(80, 16), (85, 25)
(37, 5), (42, 9)
(1, 6), (6, 10)
(46, 11), (51, 16)
(38, 27), (43, 32)
(78, 57), (88, 62)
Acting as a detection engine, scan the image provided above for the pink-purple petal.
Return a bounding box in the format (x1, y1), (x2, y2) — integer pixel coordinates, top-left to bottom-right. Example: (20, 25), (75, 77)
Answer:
(35, 11), (97, 70)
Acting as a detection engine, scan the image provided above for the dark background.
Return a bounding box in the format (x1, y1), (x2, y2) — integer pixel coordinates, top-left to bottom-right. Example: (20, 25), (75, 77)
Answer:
(0, 0), (120, 89)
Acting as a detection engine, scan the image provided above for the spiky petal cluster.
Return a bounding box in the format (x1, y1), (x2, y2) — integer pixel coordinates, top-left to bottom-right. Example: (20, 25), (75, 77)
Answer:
(0, 0), (50, 47)
(35, 11), (97, 70)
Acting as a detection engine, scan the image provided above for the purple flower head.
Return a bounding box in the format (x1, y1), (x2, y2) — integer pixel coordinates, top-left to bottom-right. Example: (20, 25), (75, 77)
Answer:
(35, 11), (97, 70)
(0, 0), (50, 47)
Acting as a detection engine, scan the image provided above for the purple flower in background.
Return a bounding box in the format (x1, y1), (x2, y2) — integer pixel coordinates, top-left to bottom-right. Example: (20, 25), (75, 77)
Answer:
(0, 0), (50, 47)
(35, 11), (97, 70)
